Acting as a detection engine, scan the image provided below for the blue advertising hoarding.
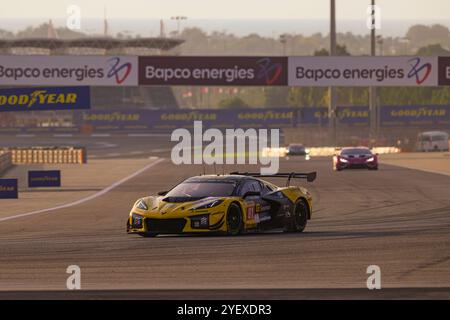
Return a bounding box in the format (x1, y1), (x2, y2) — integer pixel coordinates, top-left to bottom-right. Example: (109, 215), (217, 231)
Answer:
(336, 106), (369, 126)
(3, 104), (448, 133)
(298, 105), (450, 127)
(0, 86), (90, 112)
(298, 106), (369, 126)
(0, 179), (18, 199)
(73, 108), (297, 131)
(380, 105), (450, 126)
(28, 170), (61, 188)
(297, 107), (328, 125)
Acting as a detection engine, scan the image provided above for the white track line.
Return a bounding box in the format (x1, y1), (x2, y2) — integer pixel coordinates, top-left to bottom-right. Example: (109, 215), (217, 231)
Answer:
(0, 158), (165, 223)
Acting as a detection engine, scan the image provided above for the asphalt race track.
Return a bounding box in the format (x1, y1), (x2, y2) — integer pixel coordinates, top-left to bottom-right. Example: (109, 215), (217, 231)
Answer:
(0, 151), (449, 299)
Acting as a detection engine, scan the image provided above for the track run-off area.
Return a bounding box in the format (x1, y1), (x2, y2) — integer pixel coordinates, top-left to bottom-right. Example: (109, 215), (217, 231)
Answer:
(0, 146), (449, 299)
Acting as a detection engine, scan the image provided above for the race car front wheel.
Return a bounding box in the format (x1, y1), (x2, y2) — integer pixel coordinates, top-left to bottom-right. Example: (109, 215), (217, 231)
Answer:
(226, 203), (243, 236)
(285, 200), (308, 233)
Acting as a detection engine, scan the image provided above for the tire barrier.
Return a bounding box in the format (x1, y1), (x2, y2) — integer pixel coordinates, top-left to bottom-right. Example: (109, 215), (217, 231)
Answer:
(2, 147), (87, 165)
(0, 151), (13, 175)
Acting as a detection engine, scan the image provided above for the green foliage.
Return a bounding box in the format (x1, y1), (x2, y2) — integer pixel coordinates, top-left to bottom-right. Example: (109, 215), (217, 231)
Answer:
(416, 44), (450, 56)
(0, 29), (14, 39)
(313, 44), (351, 56)
(218, 97), (249, 109)
(406, 24), (450, 48)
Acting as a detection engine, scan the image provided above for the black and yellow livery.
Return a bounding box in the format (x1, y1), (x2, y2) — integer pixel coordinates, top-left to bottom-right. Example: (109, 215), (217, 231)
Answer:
(127, 172), (316, 237)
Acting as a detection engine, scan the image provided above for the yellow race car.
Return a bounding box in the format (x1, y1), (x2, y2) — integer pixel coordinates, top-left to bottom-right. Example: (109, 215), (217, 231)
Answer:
(126, 172), (316, 237)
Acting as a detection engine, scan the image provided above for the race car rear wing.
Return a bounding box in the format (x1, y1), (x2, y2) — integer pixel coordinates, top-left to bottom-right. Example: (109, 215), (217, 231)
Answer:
(230, 171), (317, 186)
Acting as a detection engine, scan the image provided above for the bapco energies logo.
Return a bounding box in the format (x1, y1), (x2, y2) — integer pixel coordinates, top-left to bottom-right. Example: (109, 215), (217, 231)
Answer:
(107, 57), (132, 84)
(256, 58), (283, 85)
(407, 57), (432, 85)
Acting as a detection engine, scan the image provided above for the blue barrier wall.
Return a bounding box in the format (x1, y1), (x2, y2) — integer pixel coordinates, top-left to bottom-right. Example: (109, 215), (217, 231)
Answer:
(73, 108), (297, 131)
(2, 105), (449, 133)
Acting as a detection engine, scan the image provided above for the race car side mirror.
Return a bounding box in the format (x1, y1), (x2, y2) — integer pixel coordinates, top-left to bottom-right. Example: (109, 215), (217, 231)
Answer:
(157, 191), (168, 196)
(243, 191), (260, 199)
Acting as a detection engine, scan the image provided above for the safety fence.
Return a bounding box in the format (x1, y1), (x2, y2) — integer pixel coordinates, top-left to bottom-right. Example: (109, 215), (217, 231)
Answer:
(1, 147), (87, 165)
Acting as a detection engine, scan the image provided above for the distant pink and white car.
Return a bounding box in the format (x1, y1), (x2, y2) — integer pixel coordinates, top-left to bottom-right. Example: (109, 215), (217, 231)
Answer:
(333, 147), (378, 171)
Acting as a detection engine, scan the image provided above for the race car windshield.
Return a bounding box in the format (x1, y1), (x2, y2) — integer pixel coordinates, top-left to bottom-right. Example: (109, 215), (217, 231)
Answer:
(341, 148), (372, 156)
(164, 181), (236, 201)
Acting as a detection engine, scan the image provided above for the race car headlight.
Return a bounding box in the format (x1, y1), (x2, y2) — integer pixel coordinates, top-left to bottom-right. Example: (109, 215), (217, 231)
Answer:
(339, 158), (349, 163)
(136, 199), (148, 210)
(131, 213), (144, 228)
(192, 199), (224, 210)
(366, 157), (375, 162)
(191, 214), (209, 229)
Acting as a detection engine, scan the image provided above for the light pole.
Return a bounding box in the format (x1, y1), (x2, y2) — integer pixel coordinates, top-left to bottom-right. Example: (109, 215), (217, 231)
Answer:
(369, 0), (378, 142)
(171, 16), (187, 37)
(279, 34), (288, 56)
(376, 35), (384, 55)
(329, 0), (337, 144)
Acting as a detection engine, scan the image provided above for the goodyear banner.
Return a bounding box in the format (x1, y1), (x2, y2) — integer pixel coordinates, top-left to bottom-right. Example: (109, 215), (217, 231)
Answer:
(0, 179), (18, 199)
(0, 86), (90, 112)
(380, 105), (450, 126)
(337, 106), (369, 126)
(298, 107), (328, 125)
(298, 106), (369, 126)
(28, 170), (61, 188)
(74, 108), (296, 131)
(298, 105), (450, 127)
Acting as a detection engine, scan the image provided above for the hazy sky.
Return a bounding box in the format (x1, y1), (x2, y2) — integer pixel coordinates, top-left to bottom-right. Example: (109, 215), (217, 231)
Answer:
(1, 0), (450, 20)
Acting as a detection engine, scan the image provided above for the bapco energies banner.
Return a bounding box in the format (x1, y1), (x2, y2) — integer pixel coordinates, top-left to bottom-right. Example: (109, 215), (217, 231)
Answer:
(0, 56), (138, 86)
(438, 56), (450, 86)
(0, 86), (90, 112)
(288, 56), (438, 87)
(139, 56), (287, 86)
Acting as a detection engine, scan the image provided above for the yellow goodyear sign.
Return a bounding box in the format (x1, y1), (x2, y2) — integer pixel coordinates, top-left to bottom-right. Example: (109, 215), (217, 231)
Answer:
(0, 86), (90, 112)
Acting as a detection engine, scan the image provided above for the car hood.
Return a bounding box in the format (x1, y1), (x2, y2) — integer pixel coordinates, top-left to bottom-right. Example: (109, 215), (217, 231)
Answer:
(136, 196), (226, 216)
